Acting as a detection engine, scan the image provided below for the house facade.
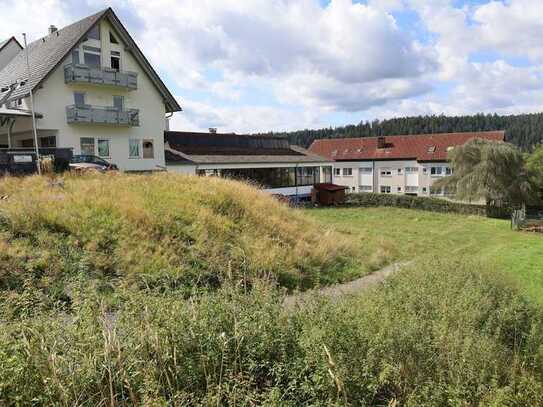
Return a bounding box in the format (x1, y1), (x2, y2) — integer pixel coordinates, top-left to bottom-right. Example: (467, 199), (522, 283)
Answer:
(0, 8), (181, 171)
(309, 131), (505, 196)
(165, 131), (333, 199)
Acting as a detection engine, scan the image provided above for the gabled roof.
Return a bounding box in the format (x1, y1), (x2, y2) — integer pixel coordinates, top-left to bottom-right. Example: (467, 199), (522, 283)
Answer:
(0, 8), (181, 113)
(308, 131), (505, 162)
(164, 131), (331, 165)
(0, 37), (22, 52)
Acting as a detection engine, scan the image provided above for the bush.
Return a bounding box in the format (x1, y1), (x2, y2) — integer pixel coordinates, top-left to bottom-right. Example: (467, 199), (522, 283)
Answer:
(0, 261), (542, 405)
(345, 192), (512, 218)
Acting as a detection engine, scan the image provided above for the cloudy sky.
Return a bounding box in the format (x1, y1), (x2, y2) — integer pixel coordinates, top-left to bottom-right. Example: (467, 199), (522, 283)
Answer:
(2, 0), (543, 133)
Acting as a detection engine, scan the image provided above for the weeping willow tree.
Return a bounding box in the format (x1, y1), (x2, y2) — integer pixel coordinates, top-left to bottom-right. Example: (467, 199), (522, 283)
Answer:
(525, 145), (543, 203)
(435, 138), (533, 207)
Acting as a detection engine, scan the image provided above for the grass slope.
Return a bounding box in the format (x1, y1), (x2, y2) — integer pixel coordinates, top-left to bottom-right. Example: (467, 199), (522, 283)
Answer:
(308, 207), (543, 302)
(0, 173), (353, 314)
(1, 176), (543, 405)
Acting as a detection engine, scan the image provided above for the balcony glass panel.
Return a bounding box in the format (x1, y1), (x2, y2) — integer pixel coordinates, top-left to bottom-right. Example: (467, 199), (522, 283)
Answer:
(64, 64), (137, 90)
(66, 105), (139, 127)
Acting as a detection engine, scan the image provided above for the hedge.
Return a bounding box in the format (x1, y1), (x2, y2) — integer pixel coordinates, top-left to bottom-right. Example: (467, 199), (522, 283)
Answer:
(344, 192), (511, 218)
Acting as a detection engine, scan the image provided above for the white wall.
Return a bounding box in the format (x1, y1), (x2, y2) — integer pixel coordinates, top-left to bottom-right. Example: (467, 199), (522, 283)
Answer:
(332, 162), (360, 193)
(10, 18), (169, 171)
(331, 160), (451, 196)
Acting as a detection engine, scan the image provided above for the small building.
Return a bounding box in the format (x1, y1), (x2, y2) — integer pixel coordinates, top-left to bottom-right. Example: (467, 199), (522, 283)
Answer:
(165, 131), (333, 200)
(308, 131), (505, 197)
(311, 183), (348, 206)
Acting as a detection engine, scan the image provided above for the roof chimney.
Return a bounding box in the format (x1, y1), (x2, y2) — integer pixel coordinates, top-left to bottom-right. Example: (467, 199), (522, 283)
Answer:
(209, 127), (217, 134)
(377, 136), (386, 149)
(48, 25), (58, 35)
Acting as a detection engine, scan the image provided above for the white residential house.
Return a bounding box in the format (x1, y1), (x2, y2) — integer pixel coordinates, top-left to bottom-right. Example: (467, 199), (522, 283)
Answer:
(0, 8), (181, 171)
(165, 131), (333, 200)
(309, 131), (505, 197)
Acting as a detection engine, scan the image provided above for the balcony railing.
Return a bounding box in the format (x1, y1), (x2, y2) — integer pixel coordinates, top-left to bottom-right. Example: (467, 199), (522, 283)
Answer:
(64, 64), (137, 90)
(66, 105), (140, 127)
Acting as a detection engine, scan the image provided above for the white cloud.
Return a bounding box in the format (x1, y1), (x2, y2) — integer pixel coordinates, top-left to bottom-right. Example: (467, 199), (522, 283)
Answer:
(0, 0), (75, 43)
(3, 0), (543, 133)
(169, 99), (326, 134)
(129, 0), (436, 109)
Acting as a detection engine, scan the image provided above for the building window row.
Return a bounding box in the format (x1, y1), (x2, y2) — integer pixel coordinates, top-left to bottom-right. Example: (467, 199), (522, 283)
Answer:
(80, 137), (154, 160)
(334, 168), (353, 176)
(196, 166), (329, 189)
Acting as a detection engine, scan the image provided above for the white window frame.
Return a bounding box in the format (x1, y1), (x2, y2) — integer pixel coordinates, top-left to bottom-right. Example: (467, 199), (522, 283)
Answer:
(360, 167), (372, 173)
(80, 137), (95, 155)
(342, 168), (353, 176)
(359, 185), (373, 192)
(334, 168), (341, 176)
(97, 139), (111, 158)
(380, 185), (391, 194)
(380, 168), (392, 177)
(431, 166), (443, 177)
(129, 139), (141, 159)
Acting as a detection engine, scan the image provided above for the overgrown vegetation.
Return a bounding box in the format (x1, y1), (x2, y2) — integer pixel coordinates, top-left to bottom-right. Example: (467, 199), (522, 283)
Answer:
(1, 261), (542, 405)
(0, 173), (354, 311)
(1, 175), (543, 405)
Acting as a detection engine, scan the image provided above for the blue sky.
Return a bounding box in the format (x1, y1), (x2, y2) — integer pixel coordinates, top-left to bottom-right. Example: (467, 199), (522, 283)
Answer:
(2, 0), (543, 133)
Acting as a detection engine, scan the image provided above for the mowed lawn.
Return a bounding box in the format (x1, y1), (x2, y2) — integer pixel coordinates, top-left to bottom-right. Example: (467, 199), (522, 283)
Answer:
(306, 207), (543, 302)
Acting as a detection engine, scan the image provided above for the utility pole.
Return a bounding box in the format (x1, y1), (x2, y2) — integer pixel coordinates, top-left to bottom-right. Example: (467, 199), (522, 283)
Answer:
(23, 33), (41, 175)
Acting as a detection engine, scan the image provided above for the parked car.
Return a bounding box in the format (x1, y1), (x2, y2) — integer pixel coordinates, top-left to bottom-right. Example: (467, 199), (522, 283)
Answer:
(69, 155), (118, 172)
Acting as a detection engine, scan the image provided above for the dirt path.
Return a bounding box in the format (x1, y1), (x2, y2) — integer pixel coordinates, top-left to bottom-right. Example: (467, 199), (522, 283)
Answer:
(283, 261), (412, 309)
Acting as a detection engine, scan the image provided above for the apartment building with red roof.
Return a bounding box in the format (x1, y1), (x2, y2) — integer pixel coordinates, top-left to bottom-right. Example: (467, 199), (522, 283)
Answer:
(308, 131), (505, 196)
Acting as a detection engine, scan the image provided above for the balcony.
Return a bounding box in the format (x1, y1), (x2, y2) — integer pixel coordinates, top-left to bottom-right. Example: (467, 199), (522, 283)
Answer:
(64, 64), (137, 90)
(66, 105), (140, 127)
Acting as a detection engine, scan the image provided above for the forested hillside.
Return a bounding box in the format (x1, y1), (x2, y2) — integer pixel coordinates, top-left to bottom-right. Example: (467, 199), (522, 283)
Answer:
(257, 113), (543, 150)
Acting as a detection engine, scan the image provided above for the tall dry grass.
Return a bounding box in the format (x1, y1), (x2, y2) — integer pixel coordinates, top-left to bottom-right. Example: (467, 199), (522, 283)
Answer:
(0, 173), (354, 301)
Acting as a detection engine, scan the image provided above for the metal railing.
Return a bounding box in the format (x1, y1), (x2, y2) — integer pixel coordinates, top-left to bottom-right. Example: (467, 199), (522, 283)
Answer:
(64, 64), (137, 90)
(66, 105), (140, 126)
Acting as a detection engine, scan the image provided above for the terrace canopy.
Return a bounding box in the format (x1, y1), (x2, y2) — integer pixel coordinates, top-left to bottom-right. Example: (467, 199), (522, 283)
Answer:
(0, 107), (42, 148)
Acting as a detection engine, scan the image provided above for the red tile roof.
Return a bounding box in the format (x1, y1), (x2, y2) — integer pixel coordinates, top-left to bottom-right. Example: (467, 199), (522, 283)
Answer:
(308, 131), (505, 162)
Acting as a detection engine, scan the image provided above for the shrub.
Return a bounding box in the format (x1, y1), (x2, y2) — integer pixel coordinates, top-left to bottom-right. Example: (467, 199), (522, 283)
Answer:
(0, 261), (542, 405)
(345, 192), (512, 218)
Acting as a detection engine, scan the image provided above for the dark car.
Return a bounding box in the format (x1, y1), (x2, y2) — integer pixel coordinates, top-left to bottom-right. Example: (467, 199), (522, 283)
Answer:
(69, 155), (118, 172)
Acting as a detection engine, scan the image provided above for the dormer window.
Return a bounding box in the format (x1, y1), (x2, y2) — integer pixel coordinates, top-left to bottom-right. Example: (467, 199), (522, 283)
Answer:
(331, 150), (337, 156)
(427, 145), (436, 153)
(110, 32), (119, 44)
(343, 149), (349, 154)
